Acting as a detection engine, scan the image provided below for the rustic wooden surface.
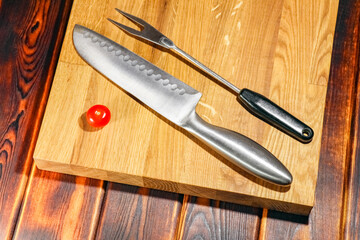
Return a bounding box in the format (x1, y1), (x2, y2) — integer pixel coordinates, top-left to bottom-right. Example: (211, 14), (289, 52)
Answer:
(33, 0), (338, 215)
(0, 0), (358, 239)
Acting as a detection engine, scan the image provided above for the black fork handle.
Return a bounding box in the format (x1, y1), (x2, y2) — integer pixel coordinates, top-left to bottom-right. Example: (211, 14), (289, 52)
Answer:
(238, 88), (314, 143)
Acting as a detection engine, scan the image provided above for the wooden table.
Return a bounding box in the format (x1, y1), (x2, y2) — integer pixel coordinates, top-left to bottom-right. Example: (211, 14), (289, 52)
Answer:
(0, 0), (358, 239)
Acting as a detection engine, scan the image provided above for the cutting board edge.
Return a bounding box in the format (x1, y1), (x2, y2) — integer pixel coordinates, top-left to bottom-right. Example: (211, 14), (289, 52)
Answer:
(33, 157), (313, 215)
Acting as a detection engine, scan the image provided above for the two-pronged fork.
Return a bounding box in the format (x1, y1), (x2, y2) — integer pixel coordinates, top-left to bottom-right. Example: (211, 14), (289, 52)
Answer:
(108, 9), (314, 143)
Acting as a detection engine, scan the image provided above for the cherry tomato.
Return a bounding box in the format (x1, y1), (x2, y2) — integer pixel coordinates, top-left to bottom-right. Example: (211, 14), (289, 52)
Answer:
(86, 105), (111, 128)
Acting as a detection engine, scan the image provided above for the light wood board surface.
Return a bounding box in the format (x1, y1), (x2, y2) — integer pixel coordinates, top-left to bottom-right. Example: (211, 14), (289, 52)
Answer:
(33, 0), (338, 215)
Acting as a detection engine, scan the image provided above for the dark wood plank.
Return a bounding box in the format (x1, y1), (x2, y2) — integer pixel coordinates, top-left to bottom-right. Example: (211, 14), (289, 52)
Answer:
(14, 168), (104, 239)
(177, 196), (261, 240)
(259, 0), (359, 239)
(5, 0), (110, 236)
(343, 49), (360, 240)
(95, 183), (183, 240)
(0, 0), (73, 239)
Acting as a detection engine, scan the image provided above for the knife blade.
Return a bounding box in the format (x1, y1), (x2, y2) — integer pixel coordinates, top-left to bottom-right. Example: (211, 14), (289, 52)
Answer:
(72, 24), (292, 186)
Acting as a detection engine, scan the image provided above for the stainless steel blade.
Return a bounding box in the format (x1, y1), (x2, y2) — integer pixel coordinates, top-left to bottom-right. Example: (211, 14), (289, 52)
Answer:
(72, 24), (292, 186)
(73, 24), (201, 126)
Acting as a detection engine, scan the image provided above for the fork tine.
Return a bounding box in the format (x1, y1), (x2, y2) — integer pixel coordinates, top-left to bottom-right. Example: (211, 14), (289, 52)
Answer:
(107, 18), (142, 37)
(110, 9), (173, 49)
(115, 8), (150, 28)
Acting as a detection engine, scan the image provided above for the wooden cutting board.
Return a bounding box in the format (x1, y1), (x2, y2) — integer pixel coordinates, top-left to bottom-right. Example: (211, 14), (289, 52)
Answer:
(33, 0), (339, 215)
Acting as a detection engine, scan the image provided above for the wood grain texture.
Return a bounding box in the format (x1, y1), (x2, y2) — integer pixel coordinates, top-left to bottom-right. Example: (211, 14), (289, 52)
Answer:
(0, 0), (73, 239)
(33, 0), (338, 214)
(14, 166), (104, 240)
(342, 3), (360, 237)
(95, 183), (182, 240)
(343, 73), (360, 240)
(2, 0), (360, 239)
(177, 196), (261, 240)
(259, 0), (358, 239)
(10, 0), (108, 234)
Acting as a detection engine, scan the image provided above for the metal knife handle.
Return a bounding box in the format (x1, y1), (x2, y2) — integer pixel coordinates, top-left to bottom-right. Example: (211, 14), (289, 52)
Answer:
(182, 111), (292, 185)
(238, 88), (314, 143)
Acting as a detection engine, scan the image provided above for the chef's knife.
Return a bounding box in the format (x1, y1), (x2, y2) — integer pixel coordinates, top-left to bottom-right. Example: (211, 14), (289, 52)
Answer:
(73, 24), (292, 185)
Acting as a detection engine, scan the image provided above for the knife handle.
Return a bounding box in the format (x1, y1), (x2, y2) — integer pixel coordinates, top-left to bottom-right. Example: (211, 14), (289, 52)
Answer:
(237, 88), (314, 143)
(183, 111), (292, 185)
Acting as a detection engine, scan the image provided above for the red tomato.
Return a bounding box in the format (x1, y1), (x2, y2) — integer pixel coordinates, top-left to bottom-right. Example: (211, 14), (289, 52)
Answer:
(86, 105), (111, 128)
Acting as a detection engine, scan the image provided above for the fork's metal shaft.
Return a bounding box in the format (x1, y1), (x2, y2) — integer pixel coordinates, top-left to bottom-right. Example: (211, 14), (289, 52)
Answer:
(171, 45), (241, 94)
